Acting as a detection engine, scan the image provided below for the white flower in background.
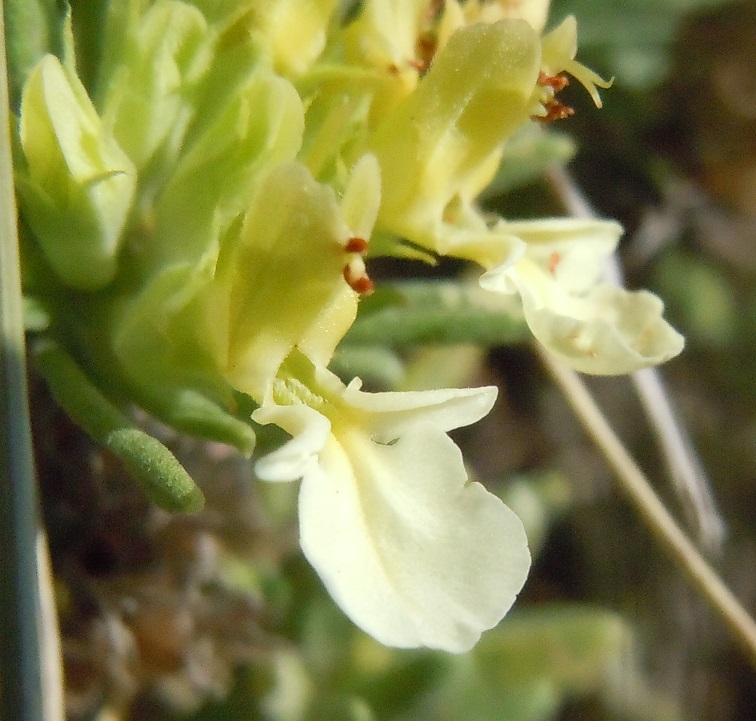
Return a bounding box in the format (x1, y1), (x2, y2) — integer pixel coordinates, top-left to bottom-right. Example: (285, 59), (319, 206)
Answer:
(252, 354), (531, 653)
(479, 219), (685, 374)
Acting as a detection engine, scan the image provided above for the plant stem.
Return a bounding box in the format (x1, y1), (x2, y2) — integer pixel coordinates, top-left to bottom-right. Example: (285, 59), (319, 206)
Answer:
(0, 4), (45, 720)
(538, 347), (756, 666)
(547, 166), (726, 552)
(38, 529), (65, 721)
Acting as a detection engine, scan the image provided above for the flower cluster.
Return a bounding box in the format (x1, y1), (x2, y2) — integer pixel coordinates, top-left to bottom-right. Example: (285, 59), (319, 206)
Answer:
(16, 0), (682, 652)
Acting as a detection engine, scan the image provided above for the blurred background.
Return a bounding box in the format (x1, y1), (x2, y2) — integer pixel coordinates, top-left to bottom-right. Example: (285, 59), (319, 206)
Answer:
(32, 0), (755, 719)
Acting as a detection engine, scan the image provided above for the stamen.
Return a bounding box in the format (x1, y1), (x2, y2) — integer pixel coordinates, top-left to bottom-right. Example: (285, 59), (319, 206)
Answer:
(533, 72), (574, 123)
(345, 236), (368, 254)
(538, 71), (570, 92)
(343, 262), (374, 295)
(536, 99), (574, 123)
(342, 237), (374, 295)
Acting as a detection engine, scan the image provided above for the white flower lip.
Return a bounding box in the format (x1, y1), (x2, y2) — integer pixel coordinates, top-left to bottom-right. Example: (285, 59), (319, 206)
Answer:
(253, 368), (531, 652)
(479, 218), (685, 374)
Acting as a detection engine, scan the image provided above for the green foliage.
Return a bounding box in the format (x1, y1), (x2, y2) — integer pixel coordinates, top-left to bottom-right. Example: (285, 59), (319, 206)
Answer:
(34, 341), (205, 512)
(185, 602), (633, 721)
(344, 281), (528, 347)
(501, 472), (573, 556)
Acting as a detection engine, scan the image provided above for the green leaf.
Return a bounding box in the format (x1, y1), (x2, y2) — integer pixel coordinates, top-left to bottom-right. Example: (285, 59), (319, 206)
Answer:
(135, 384), (257, 456)
(354, 650), (452, 721)
(421, 673), (559, 721)
(393, 607), (631, 721)
(330, 346), (405, 388)
(21, 295), (50, 332)
(104, 428), (205, 513)
(344, 281), (527, 347)
(0, 8), (45, 717)
(34, 340), (205, 512)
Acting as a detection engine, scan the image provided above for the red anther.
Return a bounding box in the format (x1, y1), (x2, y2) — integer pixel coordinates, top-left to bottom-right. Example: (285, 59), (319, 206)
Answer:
(343, 265), (374, 295)
(537, 71), (569, 92)
(548, 251), (561, 274)
(409, 58), (427, 72)
(534, 99), (574, 123)
(345, 236), (368, 254)
(352, 276), (374, 295)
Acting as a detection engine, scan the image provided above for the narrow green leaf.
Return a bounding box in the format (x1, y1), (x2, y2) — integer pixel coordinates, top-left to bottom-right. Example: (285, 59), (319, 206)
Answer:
(344, 281), (527, 347)
(330, 346), (405, 388)
(34, 341), (205, 513)
(105, 428), (205, 513)
(0, 4), (44, 717)
(136, 385), (257, 456)
(35, 340), (132, 434)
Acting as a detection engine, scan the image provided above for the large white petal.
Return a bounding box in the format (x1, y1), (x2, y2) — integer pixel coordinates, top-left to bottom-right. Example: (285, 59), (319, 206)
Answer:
(298, 422), (531, 652)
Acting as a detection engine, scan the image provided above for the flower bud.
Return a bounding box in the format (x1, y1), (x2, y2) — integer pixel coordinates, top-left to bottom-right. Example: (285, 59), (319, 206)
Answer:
(17, 55), (135, 290)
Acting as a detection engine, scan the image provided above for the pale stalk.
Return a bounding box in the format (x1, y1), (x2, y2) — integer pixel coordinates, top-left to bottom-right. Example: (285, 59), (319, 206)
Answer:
(38, 530), (65, 721)
(548, 166), (726, 552)
(0, 8), (43, 721)
(0, 4), (65, 719)
(538, 347), (756, 666)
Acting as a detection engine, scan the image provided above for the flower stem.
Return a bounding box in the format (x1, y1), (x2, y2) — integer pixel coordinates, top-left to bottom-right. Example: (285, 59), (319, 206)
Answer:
(547, 166), (725, 552)
(538, 347), (756, 667)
